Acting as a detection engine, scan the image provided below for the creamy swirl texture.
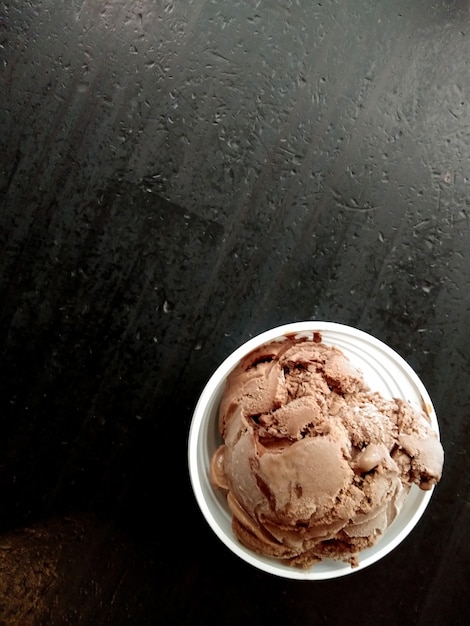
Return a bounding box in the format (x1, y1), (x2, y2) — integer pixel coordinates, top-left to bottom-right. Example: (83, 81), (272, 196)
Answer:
(210, 332), (444, 568)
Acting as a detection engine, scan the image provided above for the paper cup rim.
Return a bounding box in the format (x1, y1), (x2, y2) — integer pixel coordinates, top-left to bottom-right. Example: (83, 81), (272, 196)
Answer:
(188, 321), (439, 580)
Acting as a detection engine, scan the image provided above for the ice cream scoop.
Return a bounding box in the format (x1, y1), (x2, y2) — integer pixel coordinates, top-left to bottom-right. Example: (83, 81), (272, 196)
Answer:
(210, 332), (444, 569)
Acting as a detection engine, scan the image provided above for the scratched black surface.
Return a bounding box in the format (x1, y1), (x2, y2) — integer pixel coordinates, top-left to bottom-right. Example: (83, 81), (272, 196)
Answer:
(0, 1), (469, 625)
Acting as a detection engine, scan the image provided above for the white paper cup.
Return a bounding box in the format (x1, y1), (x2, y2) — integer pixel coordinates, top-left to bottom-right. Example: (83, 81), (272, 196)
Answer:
(188, 322), (441, 580)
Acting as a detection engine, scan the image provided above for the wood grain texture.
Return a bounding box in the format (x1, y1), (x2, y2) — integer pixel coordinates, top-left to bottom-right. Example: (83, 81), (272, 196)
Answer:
(1, 1), (469, 624)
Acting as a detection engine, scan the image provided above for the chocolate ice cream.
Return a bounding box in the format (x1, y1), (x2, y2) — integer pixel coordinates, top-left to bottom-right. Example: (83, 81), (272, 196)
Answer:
(210, 332), (444, 568)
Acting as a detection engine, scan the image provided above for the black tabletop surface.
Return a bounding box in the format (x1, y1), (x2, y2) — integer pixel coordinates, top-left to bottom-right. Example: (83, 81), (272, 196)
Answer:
(1, 1), (469, 624)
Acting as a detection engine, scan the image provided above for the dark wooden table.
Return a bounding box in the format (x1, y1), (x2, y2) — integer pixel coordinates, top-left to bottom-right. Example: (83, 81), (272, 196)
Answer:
(1, 1), (469, 624)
